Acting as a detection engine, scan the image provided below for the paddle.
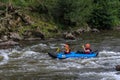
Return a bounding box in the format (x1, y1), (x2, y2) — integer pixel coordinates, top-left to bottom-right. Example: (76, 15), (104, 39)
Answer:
(76, 45), (84, 53)
(82, 45), (85, 51)
(82, 45), (84, 48)
(56, 47), (60, 52)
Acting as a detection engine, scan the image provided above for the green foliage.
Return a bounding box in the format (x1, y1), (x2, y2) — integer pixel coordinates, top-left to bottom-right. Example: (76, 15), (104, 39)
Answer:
(0, 0), (40, 7)
(1, 0), (120, 30)
(50, 0), (93, 27)
(69, 0), (93, 26)
(88, 1), (112, 29)
(88, 0), (120, 29)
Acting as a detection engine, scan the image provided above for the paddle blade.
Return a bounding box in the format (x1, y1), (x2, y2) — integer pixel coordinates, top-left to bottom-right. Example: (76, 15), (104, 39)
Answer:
(56, 47), (60, 52)
(82, 45), (84, 48)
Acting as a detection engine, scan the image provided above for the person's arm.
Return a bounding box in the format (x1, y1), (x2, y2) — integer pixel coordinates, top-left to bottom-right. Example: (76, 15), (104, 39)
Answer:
(82, 45), (85, 51)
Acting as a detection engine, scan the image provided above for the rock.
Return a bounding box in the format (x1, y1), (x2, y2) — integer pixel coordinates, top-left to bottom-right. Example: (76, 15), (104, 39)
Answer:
(63, 32), (75, 40)
(114, 27), (120, 30)
(1, 35), (8, 41)
(76, 29), (85, 33)
(15, 17), (21, 25)
(86, 27), (91, 32)
(0, 2), (5, 6)
(0, 56), (4, 61)
(8, 52), (22, 58)
(0, 40), (19, 46)
(91, 28), (100, 33)
(24, 38), (43, 41)
(0, 39), (3, 42)
(5, 14), (12, 19)
(14, 12), (33, 25)
(10, 32), (22, 41)
(23, 30), (45, 40)
(9, 20), (16, 27)
(23, 14), (33, 25)
(73, 29), (85, 36)
(116, 65), (120, 71)
(0, 24), (6, 32)
(7, 3), (16, 12)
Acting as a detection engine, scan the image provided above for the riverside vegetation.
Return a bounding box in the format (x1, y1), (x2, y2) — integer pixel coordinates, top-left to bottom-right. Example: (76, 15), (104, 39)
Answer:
(0, 0), (120, 43)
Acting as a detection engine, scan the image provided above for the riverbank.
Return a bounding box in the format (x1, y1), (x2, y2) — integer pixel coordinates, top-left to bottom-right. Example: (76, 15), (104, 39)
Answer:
(0, 2), (59, 39)
(0, 3), (91, 48)
(0, 29), (120, 49)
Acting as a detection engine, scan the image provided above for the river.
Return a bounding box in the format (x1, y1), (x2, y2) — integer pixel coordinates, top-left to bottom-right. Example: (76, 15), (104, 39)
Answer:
(0, 30), (120, 80)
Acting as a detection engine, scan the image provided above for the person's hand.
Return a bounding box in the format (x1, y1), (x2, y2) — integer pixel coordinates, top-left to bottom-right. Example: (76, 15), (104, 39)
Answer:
(56, 47), (60, 52)
(82, 45), (84, 48)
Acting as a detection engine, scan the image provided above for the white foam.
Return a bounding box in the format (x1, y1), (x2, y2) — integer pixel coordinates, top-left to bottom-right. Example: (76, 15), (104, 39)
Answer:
(79, 72), (120, 80)
(99, 50), (120, 57)
(0, 50), (9, 65)
(21, 51), (38, 58)
(30, 43), (48, 50)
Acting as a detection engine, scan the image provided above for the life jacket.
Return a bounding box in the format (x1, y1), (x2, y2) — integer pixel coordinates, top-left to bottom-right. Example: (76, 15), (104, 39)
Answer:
(84, 48), (92, 54)
(65, 48), (70, 54)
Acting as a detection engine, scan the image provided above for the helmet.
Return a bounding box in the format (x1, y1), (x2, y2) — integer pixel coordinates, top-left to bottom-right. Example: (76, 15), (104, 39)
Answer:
(85, 43), (90, 48)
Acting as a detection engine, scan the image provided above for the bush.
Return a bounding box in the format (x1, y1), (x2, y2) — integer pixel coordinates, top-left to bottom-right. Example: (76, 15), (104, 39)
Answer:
(88, 0), (120, 30)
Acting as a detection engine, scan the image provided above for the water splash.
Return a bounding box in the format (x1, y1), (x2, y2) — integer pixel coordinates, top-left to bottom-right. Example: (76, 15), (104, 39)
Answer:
(0, 50), (9, 65)
(79, 72), (120, 80)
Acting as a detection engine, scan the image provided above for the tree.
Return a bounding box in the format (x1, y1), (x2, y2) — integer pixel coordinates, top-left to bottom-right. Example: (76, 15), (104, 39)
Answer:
(88, 0), (120, 29)
(52, 0), (93, 27)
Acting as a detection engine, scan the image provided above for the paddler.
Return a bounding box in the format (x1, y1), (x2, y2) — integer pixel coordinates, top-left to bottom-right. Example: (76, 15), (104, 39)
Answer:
(82, 43), (92, 54)
(64, 43), (71, 54)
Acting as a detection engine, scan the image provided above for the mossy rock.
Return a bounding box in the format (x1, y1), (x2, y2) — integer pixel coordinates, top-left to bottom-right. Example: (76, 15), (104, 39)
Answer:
(9, 52), (22, 58)
(0, 56), (4, 61)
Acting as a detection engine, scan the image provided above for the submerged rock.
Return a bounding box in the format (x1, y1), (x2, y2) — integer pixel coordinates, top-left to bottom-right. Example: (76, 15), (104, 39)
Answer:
(116, 65), (120, 71)
(0, 56), (4, 61)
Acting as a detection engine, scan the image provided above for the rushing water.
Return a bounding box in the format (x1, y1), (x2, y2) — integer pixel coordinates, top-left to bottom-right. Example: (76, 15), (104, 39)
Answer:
(0, 30), (120, 80)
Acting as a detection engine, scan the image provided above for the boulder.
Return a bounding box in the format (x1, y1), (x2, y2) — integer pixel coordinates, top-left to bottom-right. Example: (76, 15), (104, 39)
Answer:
(0, 39), (3, 42)
(63, 32), (75, 40)
(1, 35), (8, 41)
(23, 30), (45, 40)
(24, 14), (33, 25)
(0, 56), (4, 61)
(0, 40), (19, 46)
(73, 28), (85, 36)
(76, 29), (85, 33)
(116, 65), (120, 71)
(17, 13), (33, 25)
(10, 32), (22, 41)
(91, 28), (100, 33)
(86, 26), (91, 32)
(114, 27), (120, 30)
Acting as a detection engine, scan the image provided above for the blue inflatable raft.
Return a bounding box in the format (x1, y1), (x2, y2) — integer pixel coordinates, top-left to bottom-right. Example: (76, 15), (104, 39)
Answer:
(48, 51), (99, 59)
